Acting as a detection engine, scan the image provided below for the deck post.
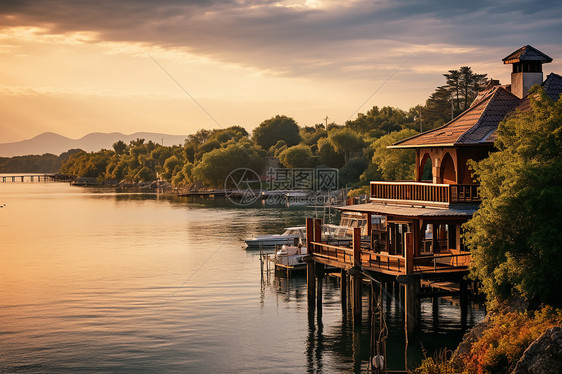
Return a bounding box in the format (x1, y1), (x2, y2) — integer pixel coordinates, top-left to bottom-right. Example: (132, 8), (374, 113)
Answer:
(432, 296), (440, 331)
(405, 232), (414, 275)
(316, 263), (324, 316)
(306, 218), (316, 307)
(340, 269), (347, 315)
(314, 218), (322, 244)
(404, 232), (420, 337)
(460, 277), (468, 330)
(351, 227), (362, 324)
(352, 227), (361, 267)
(404, 280), (420, 337)
(306, 217), (314, 255)
(351, 272), (362, 325)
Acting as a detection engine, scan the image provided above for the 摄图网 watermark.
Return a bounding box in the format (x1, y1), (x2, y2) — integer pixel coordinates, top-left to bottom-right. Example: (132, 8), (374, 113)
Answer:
(224, 167), (339, 206)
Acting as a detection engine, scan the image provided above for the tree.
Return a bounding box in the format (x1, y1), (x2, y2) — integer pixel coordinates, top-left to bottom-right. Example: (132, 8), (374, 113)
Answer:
(339, 158), (368, 187)
(444, 69), (461, 111)
(328, 128), (364, 163)
(366, 129), (418, 181)
(163, 155), (182, 180)
(424, 85), (454, 127)
(191, 140), (265, 187)
(463, 88), (562, 307)
(317, 138), (345, 168)
(269, 140), (287, 157)
(252, 115), (302, 150)
(345, 106), (413, 137)
(300, 124), (327, 150)
(130, 138), (145, 147)
(459, 66), (487, 110)
(278, 144), (314, 168)
(113, 140), (127, 155)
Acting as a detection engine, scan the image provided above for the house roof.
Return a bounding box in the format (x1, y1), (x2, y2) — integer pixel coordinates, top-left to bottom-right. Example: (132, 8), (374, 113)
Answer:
(338, 202), (477, 218)
(503, 45), (553, 64)
(541, 72), (562, 101)
(390, 86), (521, 148)
(512, 73), (562, 114)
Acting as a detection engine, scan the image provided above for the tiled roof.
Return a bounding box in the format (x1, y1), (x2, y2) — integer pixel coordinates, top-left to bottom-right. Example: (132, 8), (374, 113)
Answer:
(514, 73), (562, 113)
(503, 45), (553, 64)
(391, 86), (520, 148)
(542, 72), (562, 101)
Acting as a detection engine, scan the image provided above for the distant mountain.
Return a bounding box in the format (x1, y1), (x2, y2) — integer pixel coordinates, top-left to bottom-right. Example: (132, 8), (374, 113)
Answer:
(0, 132), (188, 157)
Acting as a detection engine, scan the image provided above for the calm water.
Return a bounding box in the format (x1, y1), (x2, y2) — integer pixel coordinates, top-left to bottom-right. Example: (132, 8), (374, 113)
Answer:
(0, 181), (484, 373)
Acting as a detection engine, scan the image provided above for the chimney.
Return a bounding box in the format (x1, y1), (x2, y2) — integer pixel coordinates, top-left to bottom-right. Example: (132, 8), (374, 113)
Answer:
(503, 45), (552, 98)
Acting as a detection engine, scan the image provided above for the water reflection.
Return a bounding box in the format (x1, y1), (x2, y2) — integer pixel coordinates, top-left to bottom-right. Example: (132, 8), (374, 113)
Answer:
(262, 271), (484, 372)
(0, 184), (483, 373)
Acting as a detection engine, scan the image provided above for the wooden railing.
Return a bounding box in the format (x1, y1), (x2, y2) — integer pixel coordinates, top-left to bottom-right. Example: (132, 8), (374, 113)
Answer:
(413, 251), (471, 272)
(311, 242), (354, 265)
(370, 181), (480, 205)
(310, 239), (471, 275)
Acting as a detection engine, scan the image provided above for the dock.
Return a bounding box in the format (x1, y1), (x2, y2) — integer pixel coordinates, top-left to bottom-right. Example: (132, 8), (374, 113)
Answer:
(1, 174), (71, 183)
(302, 217), (473, 372)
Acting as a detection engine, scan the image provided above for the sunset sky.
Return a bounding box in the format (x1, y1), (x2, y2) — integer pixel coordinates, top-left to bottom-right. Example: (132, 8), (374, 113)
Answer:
(1, 0), (561, 143)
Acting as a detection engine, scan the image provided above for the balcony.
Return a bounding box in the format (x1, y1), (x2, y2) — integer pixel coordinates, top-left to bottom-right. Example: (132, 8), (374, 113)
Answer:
(370, 181), (480, 206)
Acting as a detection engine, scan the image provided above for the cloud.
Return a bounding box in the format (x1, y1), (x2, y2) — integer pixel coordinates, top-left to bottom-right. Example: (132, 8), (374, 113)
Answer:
(1, 0), (561, 81)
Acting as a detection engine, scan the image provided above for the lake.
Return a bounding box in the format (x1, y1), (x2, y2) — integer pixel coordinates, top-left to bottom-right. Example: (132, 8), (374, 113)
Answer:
(0, 181), (484, 373)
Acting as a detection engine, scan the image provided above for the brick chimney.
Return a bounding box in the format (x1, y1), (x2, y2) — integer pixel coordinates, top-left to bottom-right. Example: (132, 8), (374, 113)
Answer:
(503, 45), (552, 98)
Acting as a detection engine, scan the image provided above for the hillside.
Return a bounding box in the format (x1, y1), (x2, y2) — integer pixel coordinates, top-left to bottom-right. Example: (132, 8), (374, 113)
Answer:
(0, 132), (187, 157)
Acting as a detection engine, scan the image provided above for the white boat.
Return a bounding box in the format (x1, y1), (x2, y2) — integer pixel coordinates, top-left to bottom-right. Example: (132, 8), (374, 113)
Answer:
(244, 227), (305, 248)
(323, 224), (353, 246)
(272, 244), (308, 270)
(285, 191), (310, 206)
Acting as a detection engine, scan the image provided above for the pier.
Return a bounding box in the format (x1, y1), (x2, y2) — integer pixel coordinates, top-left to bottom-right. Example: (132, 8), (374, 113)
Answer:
(303, 217), (472, 372)
(0, 174), (65, 183)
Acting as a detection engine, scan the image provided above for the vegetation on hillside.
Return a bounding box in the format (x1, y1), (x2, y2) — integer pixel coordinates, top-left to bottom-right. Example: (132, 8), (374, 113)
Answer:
(415, 305), (562, 374)
(0, 149), (82, 173)
(464, 88), (562, 307)
(415, 88), (562, 374)
(5, 65), (486, 189)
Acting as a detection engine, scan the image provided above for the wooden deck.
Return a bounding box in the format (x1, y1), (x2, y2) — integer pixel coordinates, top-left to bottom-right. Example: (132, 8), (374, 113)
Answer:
(309, 241), (469, 277)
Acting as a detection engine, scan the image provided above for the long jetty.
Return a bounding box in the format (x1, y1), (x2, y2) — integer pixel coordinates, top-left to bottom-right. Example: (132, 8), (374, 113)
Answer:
(1, 174), (71, 183)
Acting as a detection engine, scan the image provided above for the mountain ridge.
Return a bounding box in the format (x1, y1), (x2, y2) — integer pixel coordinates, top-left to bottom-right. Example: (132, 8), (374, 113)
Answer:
(0, 132), (188, 157)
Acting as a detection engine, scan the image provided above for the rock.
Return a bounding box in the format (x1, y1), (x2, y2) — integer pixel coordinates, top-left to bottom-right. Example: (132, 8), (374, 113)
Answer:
(512, 326), (562, 374)
(451, 318), (490, 361)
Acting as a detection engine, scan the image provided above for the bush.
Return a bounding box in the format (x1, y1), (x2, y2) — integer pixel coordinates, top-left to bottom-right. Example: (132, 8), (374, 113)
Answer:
(460, 306), (562, 374)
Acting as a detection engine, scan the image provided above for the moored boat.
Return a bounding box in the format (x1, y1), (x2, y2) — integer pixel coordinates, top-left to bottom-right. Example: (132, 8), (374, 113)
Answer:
(244, 227), (305, 248)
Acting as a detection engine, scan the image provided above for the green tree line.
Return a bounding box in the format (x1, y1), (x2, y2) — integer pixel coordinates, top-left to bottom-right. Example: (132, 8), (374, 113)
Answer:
(55, 65), (487, 189)
(0, 149), (82, 173)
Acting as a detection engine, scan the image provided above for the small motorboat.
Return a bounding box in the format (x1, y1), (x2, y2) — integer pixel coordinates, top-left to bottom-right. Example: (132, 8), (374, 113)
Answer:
(272, 244), (308, 271)
(244, 227), (305, 248)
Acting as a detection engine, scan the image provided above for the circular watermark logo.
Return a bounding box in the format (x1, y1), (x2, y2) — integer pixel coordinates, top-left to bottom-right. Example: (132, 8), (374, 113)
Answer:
(224, 168), (262, 206)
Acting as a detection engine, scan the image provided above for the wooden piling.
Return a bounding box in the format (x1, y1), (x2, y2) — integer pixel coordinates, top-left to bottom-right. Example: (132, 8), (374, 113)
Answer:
(351, 227), (362, 325)
(432, 296), (440, 330)
(306, 218), (316, 307)
(340, 269), (347, 315)
(316, 263), (324, 315)
(405, 232), (414, 275)
(404, 281), (420, 337)
(460, 277), (468, 330)
(314, 218), (322, 243)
